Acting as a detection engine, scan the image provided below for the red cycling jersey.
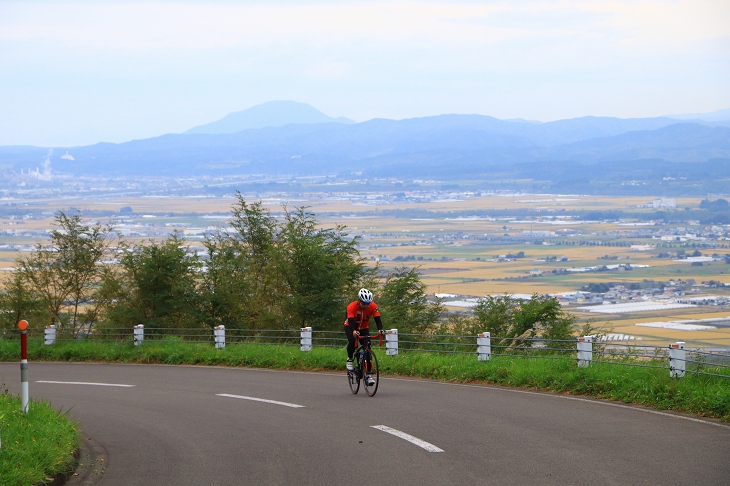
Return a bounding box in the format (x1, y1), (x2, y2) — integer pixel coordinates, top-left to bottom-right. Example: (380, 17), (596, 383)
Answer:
(344, 301), (381, 331)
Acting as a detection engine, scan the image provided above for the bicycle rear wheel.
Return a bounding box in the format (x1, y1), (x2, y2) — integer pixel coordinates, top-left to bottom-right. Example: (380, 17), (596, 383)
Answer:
(364, 348), (379, 397)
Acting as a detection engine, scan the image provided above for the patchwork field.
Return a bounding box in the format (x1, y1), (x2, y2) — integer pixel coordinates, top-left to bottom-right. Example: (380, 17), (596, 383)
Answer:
(2, 191), (729, 347)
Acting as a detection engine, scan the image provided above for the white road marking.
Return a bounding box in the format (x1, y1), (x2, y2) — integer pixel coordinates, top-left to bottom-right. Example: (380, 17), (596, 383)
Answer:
(371, 425), (444, 452)
(216, 393), (305, 408)
(36, 381), (135, 387)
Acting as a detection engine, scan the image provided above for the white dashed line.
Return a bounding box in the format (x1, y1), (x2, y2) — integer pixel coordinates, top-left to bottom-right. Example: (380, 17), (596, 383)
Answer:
(371, 425), (444, 452)
(216, 393), (305, 408)
(36, 381), (136, 387)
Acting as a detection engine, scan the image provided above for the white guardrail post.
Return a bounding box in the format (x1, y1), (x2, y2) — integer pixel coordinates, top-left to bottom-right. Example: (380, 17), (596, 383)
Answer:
(134, 324), (144, 346)
(477, 332), (491, 361)
(44, 324), (56, 345)
(577, 335), (593, 367)
(300, 326), (312, 352)
(386, 329), (398, 356)
(214, 325), (226, 349)
(669, 341), (685, 378)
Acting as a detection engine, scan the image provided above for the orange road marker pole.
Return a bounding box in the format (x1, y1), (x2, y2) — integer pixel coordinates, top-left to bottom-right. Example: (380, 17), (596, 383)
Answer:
(18, 320), (29, 414)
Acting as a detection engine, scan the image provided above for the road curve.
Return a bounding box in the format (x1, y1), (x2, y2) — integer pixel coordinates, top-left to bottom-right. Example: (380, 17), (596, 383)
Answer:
(1, 362), (728, 485)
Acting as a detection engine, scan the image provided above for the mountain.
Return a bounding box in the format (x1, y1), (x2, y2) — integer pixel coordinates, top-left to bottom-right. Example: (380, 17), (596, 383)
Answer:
(184, 100), (355, 135)
(665, 108), (730, 124)
(2, 107), (729, 195)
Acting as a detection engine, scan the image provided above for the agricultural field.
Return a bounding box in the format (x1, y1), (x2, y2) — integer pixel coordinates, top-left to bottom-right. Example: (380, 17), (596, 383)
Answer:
(1, 190), (729, 348)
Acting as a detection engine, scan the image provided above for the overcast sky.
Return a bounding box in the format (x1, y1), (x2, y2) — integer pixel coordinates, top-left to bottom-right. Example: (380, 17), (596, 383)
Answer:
(2, 0), (729, 147)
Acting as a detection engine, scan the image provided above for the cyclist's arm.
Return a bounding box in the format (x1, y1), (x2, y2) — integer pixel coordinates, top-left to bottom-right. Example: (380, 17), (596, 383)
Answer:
(374, 316), (384, 333)
(347, 317), (359, 334)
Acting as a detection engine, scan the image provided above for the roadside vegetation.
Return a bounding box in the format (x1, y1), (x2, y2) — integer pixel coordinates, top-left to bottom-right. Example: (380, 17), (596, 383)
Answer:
(0, 391), (79, 486)
(1, 339), (728, 423)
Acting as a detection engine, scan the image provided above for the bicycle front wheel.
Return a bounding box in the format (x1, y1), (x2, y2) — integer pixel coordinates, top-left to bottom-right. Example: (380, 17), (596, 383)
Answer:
(364, 349), (379, 397)
(348, 351), (361, 395)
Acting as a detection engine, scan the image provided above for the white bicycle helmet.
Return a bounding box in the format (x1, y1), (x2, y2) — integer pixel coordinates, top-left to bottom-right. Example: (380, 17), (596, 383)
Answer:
(358, 288), (373, 304)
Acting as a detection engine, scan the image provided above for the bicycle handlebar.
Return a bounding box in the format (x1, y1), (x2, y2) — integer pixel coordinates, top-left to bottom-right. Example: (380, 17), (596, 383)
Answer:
(355, 333), (384, 347)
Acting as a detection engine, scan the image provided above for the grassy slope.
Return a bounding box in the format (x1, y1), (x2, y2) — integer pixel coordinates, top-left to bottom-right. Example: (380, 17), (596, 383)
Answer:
(1, 340), (728, 421)
(0, 393), (79, 486)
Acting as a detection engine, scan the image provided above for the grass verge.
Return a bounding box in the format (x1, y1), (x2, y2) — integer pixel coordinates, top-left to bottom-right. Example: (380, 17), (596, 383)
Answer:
(0, 391), (79, 486)
(1, 339), (729, 422)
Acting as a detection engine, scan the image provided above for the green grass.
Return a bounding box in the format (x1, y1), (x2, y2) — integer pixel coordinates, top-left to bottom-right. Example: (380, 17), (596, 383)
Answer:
(1, 339), (729, 422)
(0, 392), (79, 486)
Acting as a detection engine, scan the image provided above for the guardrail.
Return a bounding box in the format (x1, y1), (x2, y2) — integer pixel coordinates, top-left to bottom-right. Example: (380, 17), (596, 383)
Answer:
(5, 324), (729, 380)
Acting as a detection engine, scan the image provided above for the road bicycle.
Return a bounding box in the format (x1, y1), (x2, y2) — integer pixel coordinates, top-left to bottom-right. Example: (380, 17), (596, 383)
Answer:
(348, 333), (382, 397)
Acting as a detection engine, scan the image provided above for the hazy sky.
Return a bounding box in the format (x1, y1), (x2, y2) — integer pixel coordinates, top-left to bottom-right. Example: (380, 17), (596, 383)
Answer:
(2, 0), (729, 147)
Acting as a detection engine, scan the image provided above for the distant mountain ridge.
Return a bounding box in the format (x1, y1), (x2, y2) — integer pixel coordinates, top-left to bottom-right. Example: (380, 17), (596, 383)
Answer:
(1, 102), (729, 195)
(184, 100), (354, 135)
(664, 108), (730, 123)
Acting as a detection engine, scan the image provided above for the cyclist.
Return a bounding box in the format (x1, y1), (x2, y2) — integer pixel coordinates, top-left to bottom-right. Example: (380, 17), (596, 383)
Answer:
(344, 288), (385, 386)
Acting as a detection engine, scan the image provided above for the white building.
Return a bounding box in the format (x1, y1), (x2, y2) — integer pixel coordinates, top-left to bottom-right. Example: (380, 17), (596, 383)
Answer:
(651, 198), (676, 209)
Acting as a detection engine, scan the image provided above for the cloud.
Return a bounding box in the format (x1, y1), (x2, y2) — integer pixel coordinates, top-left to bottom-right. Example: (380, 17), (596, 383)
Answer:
(3, 1), (727, 48)
(2, 1), (727, 79)
(592, 0), (730, 44)
(1, 0), (728, 145)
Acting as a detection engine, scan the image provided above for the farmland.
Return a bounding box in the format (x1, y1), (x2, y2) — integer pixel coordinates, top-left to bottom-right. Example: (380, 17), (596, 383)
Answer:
(1, 188), (729, 348)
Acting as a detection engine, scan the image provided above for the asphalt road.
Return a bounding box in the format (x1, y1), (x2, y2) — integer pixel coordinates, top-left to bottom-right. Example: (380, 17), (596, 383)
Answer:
(1, 362), (729, 485)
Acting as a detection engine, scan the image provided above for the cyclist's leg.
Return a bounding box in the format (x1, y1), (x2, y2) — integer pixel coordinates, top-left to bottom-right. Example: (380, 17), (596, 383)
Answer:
(345, 325), (357, 360)
(348, 344), (361, 394)
(364, 348), (379, 396)
(360, 329), (372, 371)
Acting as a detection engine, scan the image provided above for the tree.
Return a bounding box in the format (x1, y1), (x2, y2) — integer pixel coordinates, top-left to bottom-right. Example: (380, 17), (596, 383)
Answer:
(377, 266), (442, 334)
(0, 270), (46, 332)
(277, 206), (367, 330)
(16, 246), (68, 329)
(200, 195), (375, 331)
(90, 263), (126, 329)
(472, 294), (576, 351)
(199, 233), (255, 329)
(224, 194), (282, 327)
(107, 234), (202, 330)
(15, 211), (114, 333)
(700, 198), (729, 211)
(471, 294), (516, 338)
(518, 295), (576, 346)
(199, 195), (287, 330)
(51, 213), (115, 331)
